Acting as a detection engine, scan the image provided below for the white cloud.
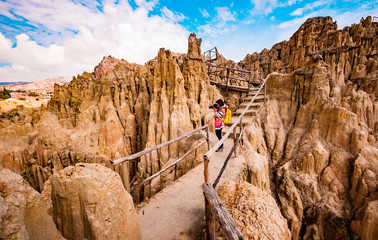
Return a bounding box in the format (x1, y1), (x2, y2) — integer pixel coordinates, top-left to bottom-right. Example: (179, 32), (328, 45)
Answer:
(215, 7), (236, 22)
(290, 0), (330, 16)
(0, 0), (189, 83)
(243, 19), (256, 25)
(269, 16), (276, 21)
(250, 0), (278, 15)
(199, 8), (210, 18)
(197, 6), (237, 39)
(161, 7), (185, 22)
(287, 0), (303, 6)
(278, 13), (314, 29)
(134, 0), (159, 11)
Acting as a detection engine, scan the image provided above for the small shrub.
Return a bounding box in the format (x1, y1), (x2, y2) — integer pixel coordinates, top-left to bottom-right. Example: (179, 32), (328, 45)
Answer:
(29, 92), (39, 97)
(0, 88), (11, 99)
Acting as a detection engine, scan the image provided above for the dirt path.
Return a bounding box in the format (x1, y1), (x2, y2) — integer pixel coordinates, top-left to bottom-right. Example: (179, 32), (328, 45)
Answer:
(137, 133), (246, 240)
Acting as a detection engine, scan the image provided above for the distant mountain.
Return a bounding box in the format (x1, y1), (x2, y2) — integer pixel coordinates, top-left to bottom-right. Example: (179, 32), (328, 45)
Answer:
(0, 82), (30, 85)
(1, 77), (71, 92)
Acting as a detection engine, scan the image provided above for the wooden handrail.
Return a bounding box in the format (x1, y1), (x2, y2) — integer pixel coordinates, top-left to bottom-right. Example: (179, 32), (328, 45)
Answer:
(206, 62), (252, 74)
(204, 74), (270, 159)
(212, 138), (238, 188)
(203, 74), (270, 239)
(130, 139), (207, 192)
(207, 63), (264, 95)
(203, 183), (246, 240)
(112, 124), (209, 165)
(208, 73), (251, 83)
(204, 47), (219, 62)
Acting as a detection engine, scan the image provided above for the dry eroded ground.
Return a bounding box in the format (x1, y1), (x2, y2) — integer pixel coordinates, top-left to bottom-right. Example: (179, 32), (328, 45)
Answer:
(0, 99), (48, 113)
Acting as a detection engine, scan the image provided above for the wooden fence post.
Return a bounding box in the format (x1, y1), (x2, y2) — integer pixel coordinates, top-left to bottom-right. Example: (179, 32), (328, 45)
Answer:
(203, 183), (246, 240)
(120, 162), (130, 192)
(204, 156), (209, 183)
(226, 69), (230, 95)
(264, 79), (267, 104)
(206, 126), (210, 150)
(204, 155), (215, 239)
(248, 72), (251, 92)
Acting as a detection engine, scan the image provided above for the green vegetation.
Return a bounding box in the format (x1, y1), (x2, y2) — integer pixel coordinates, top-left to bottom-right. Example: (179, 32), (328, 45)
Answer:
(19, 97), (26, 100)
(29, 92), (39, 97)
(0, 88), (11, 99)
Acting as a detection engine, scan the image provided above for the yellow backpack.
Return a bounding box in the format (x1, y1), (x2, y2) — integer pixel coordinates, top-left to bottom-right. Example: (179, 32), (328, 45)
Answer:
(223, 108), (232, 124)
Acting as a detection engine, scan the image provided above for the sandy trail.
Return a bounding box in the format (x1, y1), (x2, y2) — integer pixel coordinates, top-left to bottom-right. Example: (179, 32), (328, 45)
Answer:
(137, 133), (245, 240)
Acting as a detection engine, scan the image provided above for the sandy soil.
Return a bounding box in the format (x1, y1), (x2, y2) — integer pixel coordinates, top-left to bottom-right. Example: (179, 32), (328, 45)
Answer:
(137, 133), (246, 240)
(0, 99), (47, 113)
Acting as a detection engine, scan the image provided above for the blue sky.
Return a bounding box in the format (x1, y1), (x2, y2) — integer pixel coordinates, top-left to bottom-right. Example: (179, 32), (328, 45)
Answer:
(0, 0), (377, 82)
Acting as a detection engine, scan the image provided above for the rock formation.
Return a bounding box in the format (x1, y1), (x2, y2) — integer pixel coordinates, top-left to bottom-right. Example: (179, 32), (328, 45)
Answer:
(0, 169), (64, 240)
(50, 163), (141, 240)
(240, 16), (377, 239)
(216, 180), (291, 240)
(350, 146), (378, 240)
(0, 15), (377, 240)
(0, 33), (219, 202)
(240, 16), (377, 90)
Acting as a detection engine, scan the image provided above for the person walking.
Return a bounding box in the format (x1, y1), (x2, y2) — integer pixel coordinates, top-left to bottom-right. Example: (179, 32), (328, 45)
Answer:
(211, 99), (228, 152)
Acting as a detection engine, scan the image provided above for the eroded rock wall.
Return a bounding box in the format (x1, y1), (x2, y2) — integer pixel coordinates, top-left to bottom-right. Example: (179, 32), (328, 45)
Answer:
(240, 17), (378, 96)
(243, 61), (377, 239)
(0, 169), (64, 240)
(216, 180), (291, 240)
(0, 34), (219, 200)
(240, 17), (377, 240)
(50, 163), (141, 240)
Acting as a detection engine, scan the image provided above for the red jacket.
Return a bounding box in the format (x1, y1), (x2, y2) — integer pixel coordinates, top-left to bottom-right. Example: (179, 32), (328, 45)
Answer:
(214, 105), (227, 130)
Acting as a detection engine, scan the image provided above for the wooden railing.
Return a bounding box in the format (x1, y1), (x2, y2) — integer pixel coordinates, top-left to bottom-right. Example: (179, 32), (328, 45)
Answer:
(110, 61), (270, 238)
(202, 74), (270, 240)
(204, 47), (263, 94)
(204, 47), (219, 62)
(112, 124), (210, 201)
(206, 62), (263, 94)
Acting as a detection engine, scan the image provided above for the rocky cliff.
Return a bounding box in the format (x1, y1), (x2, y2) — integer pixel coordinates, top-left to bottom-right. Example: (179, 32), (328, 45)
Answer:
(49, 163), (141, 240)
(240, 16), (377, 97)
(0, 169), (64, 240)
(239, 16), (377, 240)
(0, 16), (376, 240)
(217, 180), (291, 240)
(0, 33), (219, 200)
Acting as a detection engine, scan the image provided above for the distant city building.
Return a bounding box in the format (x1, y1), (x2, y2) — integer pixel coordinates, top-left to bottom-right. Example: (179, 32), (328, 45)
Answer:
(9, 91), (54, 100)
(43, 92), (54, 100)
(10, 92), (17, 99)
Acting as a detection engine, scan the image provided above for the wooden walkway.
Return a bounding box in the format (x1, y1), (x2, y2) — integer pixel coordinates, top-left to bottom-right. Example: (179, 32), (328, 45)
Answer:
(112, 49), (269, 239)
(135, 83), (266, 239)
(209, 80), (249, 92)
(137, 134), (245, 240)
